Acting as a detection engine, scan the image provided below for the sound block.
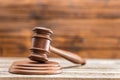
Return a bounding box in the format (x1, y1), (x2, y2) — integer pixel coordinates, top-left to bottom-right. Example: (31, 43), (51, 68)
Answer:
(9, 60), (62, 75)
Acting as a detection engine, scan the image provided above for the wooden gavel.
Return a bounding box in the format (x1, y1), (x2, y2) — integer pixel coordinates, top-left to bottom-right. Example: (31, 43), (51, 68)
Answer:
(9, 27), (86, 75)
(29, 27), (86, 65)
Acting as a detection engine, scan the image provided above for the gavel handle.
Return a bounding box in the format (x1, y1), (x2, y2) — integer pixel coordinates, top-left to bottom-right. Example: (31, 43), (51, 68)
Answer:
(50, 46), (86, 65)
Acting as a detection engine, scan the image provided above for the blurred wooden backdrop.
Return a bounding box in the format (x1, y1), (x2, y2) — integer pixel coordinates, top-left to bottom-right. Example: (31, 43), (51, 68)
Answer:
(0, 0), (120, 58)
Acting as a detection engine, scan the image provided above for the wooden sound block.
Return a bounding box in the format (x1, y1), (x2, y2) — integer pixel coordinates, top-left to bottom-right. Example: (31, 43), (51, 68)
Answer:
(9, 60), (62, 75)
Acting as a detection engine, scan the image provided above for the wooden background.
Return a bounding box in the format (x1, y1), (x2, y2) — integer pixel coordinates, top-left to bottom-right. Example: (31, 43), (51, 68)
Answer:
(0, 0), (120, 58)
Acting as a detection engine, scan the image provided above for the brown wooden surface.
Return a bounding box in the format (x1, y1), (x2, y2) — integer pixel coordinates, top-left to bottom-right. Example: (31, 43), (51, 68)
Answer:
(0, 0), (120, 58)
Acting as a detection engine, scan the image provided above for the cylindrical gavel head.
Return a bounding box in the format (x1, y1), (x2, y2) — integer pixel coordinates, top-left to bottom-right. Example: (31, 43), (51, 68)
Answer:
(28, 27), (53, 62)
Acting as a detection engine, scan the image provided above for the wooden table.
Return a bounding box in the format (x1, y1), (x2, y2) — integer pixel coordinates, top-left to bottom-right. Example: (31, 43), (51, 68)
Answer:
(0, 58), (120, 80)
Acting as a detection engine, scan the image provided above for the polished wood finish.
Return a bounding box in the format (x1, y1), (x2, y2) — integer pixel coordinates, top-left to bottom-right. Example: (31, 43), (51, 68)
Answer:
(9, 27), (85, 75)
(9, 60), (62, 75)
(29, 27), (85, 64)
(29, 27), (53, 62)
(50, 46), (85, 65)
(9, 27), (62, 75)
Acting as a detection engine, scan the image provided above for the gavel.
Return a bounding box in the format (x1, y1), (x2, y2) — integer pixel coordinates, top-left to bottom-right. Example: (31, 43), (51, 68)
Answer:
(29, 27), (86, 65)
(9, 27), (86, 75)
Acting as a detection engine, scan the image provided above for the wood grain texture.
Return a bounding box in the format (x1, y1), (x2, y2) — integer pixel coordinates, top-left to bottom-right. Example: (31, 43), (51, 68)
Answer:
(0, 0), (120, 58)
(0, 30), (31, 57)
(0, 58), (120, 80)
(0, 0), (120, 19)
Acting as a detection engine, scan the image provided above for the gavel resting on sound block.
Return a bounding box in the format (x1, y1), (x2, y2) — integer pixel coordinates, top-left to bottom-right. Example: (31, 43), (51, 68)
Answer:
(9, 27), (86, 75)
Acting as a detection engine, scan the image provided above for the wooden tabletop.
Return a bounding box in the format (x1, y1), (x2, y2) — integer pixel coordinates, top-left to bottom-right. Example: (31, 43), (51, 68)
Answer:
(0, 57), (120, 80)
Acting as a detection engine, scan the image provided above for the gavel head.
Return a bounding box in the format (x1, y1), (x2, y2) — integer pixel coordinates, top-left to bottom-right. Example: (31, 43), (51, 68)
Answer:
(28, 27), (53, 62)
